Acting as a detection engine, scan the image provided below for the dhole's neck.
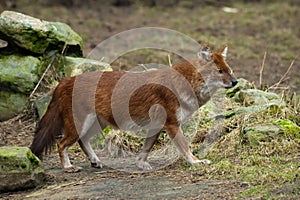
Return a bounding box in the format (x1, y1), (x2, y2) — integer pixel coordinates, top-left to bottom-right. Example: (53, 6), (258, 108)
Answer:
(172, 59), (204, 84)
(172, 59), (215, 106)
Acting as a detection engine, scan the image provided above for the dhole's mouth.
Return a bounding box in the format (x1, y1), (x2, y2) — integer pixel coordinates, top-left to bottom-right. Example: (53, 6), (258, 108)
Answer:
(225, 80), (238, 89)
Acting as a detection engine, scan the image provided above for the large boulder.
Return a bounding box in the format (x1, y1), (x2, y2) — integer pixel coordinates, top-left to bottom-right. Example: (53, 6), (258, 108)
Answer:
(0, 146), (45, 192)
(0, 91), (27, 121)
(0, 10), (83, 56)
(243, 124), (280, 145)
(0, 54), (42, 94)
(0, 54), (43, 121)
(0, 11), (85, 121)
(234, 89), (282, 106)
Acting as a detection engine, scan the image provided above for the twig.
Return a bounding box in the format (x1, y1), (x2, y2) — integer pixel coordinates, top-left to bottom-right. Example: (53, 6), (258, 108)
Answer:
(139, 64), (148, 71)
(99, 57), (105, 62)
(29, 57), (55, 98)
(269, 86), (290, 91)
(29, 43), (68, 98)
(168, 54), (172, 67)
(269, 55), (298, 90)
(61, 42), (67, 55)
(259, 51), (267, 89)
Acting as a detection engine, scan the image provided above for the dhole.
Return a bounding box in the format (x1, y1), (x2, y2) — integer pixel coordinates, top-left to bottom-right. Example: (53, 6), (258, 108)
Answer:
(30, 44), (237, 172)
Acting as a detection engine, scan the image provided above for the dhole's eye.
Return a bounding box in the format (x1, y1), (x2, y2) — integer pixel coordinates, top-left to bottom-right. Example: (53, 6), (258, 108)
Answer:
(218, 69), (223, 74)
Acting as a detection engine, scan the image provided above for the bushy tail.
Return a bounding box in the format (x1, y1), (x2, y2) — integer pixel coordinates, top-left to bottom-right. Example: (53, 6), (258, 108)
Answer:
(30, 95), (63, 159)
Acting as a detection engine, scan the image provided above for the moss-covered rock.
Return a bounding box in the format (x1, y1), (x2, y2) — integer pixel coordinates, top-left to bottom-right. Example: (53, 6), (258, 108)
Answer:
(35, 95), (52, 119)
(0, 146), (45, 192)
(64, 56), (112, 77)
(0, 91), (27, 121)
(234, 89), (282, 106)
(221, 101), (284, 119)
(226, 78), (254, 98)
(0, 54), (42, 94)
(243, 125), (280, 145)
(0, 10), (82, 55)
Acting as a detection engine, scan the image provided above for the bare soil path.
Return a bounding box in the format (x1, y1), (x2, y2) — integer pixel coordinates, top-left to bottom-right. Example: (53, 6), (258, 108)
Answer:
(1, 162), (245, 200)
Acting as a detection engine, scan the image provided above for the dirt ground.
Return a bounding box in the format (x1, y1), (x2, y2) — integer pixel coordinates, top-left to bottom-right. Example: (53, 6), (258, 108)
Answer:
(0, 114), (248, 199)
(0, 0), (299, 199)
(1, 155), (247, 199)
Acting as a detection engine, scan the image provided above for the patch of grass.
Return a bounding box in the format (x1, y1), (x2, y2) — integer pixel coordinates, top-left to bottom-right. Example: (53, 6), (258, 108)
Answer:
(241, 185), (268, 198)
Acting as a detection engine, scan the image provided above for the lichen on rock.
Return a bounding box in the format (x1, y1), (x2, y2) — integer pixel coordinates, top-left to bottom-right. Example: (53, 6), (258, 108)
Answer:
(0, 91), (27, 121)
(0, 54), (42, 94)
(0, 146), (45, 192)
(0, 10), (83, 55)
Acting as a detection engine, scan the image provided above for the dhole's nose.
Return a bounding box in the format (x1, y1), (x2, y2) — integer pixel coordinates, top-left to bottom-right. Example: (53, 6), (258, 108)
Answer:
(232, 79), (238, 87)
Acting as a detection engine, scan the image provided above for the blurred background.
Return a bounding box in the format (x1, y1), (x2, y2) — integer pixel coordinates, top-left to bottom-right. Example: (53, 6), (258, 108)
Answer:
(0, 0), (299, 93)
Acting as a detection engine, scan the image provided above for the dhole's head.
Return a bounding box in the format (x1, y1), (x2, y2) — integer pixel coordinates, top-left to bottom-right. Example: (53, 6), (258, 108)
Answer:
(197, 44), (238, 90)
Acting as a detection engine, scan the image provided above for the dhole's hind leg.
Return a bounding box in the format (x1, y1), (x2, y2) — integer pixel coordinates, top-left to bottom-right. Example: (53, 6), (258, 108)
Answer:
(78, 138), (102, 168)
(78, 113), (102, 168)
(165, 124), (211, 166)
(136, 130), (161, 170)
(57, 130), (81, 173)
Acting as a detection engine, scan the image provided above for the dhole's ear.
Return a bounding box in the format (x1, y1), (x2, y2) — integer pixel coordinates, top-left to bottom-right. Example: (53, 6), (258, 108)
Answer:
(197, 44), (211, 62)
(216, 44), (228, 60)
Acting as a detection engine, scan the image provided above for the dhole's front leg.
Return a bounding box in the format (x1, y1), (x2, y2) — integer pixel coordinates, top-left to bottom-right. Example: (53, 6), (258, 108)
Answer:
(165, 124), (211, 166)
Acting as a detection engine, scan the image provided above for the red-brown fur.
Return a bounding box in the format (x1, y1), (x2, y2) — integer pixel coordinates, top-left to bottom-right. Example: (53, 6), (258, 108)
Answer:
(30, 44), (237, 172)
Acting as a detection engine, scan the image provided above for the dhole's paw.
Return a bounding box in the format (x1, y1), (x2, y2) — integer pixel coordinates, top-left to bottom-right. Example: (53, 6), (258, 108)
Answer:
(91, 161), (103, 168)
(137, 160), (153, 171)
(192, 159), (211, 165)
(64, 165), (82, 173)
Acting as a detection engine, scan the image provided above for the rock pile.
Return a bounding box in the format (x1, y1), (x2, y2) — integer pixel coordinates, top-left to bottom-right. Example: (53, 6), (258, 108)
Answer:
(0, 10), (111, 121)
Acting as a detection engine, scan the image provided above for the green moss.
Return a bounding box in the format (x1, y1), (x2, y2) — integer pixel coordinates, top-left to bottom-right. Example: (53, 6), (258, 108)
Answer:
(46, 22), (83, 56)
(0, 91), (28, 121)
(0, 146), (44, 175)
(242, 125), (280, 146)
(223, 110), (236, 118)
(273, 119), (300, 139)
(20, 162), (27, 169)
(103, 126), (112, 136)
(48, 22), (83, 47)
(27, 150), (40, 166)
(0, 11), (83, 55)
(0, 54), (41, 94)
(0, 146), (25, 158)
